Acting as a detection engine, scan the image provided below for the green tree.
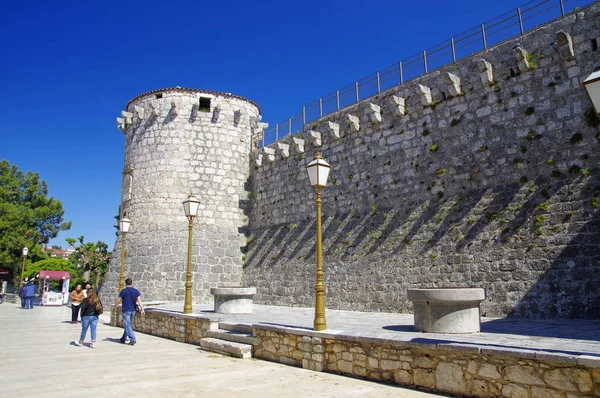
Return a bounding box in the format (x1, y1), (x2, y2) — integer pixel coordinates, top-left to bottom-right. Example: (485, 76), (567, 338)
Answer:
(66, 236), (110, 288)
(23, 258), (77, 280)
(0, 160), (71, 281)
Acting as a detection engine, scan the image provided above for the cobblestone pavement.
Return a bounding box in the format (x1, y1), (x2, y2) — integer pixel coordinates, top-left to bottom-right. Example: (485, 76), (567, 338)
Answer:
(153, 302), (600, 357)
(0, 304), (446, 398)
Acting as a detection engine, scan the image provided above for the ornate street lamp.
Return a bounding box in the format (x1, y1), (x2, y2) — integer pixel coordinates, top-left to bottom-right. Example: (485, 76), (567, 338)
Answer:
(305, 152), (331, 331)
(118, 215), (132, 292)
(583, 65), (600, 116)
(182, 193), (200, 314)
(20, 247), (29, 287)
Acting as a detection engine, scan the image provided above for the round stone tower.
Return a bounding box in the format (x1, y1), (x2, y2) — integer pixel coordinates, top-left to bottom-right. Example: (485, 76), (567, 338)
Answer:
(101, 87), (260, 304)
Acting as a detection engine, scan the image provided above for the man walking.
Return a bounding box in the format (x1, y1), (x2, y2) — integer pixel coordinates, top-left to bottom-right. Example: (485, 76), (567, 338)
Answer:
(113, 278), (144, 345)
(24, 279), (36, 309)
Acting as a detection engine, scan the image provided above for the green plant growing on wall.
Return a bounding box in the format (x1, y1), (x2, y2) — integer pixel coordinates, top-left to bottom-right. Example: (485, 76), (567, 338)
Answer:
(487, 212), (498, 221)
(526, 130), (537, 140)
(551, 170), (561, 178)
(436, 168), (445, 175)
(581, 168), (590, 178)
(493, 86), (501, 93)
(592, 196), (599, 208)
(568, 165), (581, 174)
(538, 201), (549, 211)
(536, 228), (544, 235)
(535, 215), (545, 227)
(397, 129), (404, 135)
(422, 129), (430, 136)
(525, 52), (537, 68)
(370, 204), (378, 216)
(547, 159), (554, 165)
(437, 192), (444, 200)
(430, 144), (439, 152)
(525, 106), (535, 115)
(520, 176), (528, 183)
(479, 145), (488, 152)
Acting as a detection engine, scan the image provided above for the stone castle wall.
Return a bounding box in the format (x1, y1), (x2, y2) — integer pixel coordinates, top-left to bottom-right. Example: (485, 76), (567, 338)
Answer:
(101, 88), (260, 304)
(244, 4), (600, 318)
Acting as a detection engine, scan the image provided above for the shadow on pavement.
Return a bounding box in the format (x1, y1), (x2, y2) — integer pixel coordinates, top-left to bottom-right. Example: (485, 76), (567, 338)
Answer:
(382, 325), (416, 332)
(481, 317), (600, 341)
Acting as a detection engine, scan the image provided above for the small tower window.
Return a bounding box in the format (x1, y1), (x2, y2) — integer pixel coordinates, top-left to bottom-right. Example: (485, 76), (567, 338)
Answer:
(155, 93), (163, 99)
(199, 97), (211, 112)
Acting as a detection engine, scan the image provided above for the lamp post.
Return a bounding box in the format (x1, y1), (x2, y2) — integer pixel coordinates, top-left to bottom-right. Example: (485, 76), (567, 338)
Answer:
(582, 65), (600, 116)
(20, 247), (29, 287)
(118, 215), (132, 292)
(305, 152), (331, 331)
(182, 193), (200, 314)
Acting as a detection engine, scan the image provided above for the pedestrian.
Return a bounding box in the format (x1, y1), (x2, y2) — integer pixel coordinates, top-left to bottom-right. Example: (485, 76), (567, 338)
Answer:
(74, 288), (103, 348)
(83, 283), (92, 298)
(24, 279), (36, 309)
(113, 278), (144, 346)
(69, 285), (85, 324)
(19, 281), (26, 309)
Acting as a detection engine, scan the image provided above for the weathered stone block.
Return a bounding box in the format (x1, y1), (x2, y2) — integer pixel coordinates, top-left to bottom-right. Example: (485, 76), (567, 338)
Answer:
(505, 365), (544, 385)
(346, 114), (360, 132)
(391, 95), (406, 116)
(544, 368), (593, 393)
(417, 84), (433, 106)
(478, 59), (494, 86)
(555, 30), (575, 61)
(291, 137), (305, 153)
(435, 362), (466, 394)
(413, 368), (435, 389)
(308, 130), (322, 146)
(445, 72), (462, 97)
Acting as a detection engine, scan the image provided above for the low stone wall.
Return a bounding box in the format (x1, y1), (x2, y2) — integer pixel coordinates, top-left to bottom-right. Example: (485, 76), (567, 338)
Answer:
(110, 308), (216, 344)
(254, 325), (600, 397)
(111, 309), (600, 397)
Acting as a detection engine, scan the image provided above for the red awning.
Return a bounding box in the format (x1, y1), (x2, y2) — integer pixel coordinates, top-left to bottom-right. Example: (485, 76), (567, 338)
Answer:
(0, 268), (8, 275)
(39, 270), (71, 280)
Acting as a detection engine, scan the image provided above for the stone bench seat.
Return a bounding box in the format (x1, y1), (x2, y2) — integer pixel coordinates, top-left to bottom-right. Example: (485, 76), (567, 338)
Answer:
(210, 287), (257, 314)
(407, 288), (486, 333)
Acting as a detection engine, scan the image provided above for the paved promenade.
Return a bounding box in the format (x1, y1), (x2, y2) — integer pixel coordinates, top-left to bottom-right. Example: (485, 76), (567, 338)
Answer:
(0, 304), (444, 398)
(153, 302), (600, 359)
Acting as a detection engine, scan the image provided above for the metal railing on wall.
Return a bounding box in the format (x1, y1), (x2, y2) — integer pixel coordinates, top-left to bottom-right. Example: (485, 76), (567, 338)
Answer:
(258, 0), (594, 148)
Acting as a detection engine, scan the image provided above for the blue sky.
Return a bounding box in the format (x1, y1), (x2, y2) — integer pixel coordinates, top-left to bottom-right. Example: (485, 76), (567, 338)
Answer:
(0, 0), (586, 250)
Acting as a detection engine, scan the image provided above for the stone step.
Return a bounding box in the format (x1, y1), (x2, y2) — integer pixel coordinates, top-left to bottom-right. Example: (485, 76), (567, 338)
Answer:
(207, 329), (257, 346)
(200, 338), (252, 359)
(218, 321), (253, 334)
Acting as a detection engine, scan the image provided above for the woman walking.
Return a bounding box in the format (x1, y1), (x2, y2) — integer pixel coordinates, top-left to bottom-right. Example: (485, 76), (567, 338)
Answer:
(69, 285), (84, 324)
(75, 288), (102, 348)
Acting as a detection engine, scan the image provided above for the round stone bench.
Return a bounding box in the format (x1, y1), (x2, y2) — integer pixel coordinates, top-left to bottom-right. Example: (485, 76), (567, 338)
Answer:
(210, 287), (257, 314)
(407, 288), (486, 333)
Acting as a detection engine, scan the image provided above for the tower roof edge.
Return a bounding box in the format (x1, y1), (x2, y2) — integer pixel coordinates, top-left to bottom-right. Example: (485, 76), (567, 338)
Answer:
(126, 87), (261, 114)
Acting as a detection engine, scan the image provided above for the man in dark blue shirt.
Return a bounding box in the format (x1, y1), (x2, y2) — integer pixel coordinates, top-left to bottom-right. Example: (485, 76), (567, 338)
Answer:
(113, 278), (145, 345)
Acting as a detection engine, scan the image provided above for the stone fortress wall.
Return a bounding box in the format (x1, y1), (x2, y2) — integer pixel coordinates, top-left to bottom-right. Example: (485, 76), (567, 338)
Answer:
(244, 3), (600, 318)
(101, 88), (260, 304)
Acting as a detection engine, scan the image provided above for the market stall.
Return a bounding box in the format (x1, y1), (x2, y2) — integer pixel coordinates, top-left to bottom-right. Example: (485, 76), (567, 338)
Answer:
(38, 270), (71, 306)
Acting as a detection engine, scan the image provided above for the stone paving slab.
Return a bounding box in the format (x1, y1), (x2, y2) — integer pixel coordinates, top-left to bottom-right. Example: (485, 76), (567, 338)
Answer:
(150, 302), (600, 361)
